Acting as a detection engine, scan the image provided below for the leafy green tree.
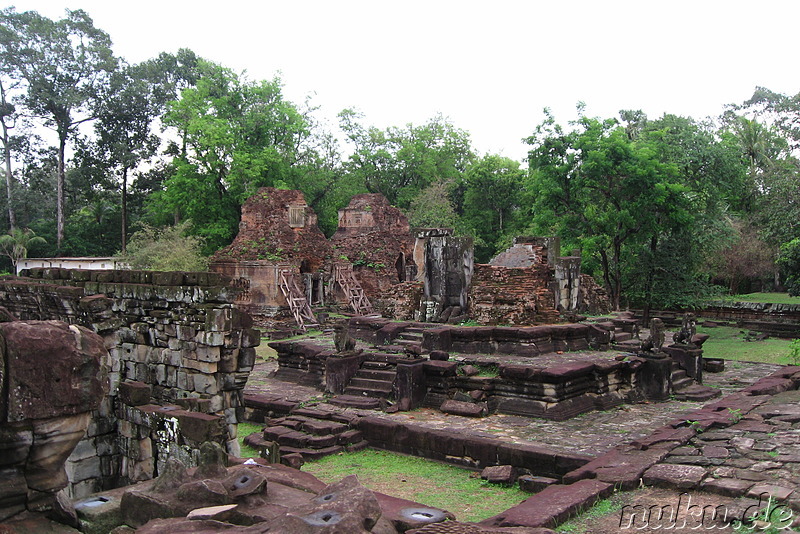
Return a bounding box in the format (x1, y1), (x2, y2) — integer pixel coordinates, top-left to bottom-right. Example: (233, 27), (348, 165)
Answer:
(0, 8), (117, 249)
(120, 221), (207, 271)
(340, 110), (474, 208)
(154, 61), (311, 252)
(406, 179), (461, 230)
(92, 63), (162, 252)
(0, 227), (46, 271)
(525, 110), (696, 310)
(461, 154), (525, 261)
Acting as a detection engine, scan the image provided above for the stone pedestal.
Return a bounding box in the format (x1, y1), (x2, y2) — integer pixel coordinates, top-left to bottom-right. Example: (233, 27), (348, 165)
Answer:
(637, 352), (672, 401)
(394, 359), (427, 411)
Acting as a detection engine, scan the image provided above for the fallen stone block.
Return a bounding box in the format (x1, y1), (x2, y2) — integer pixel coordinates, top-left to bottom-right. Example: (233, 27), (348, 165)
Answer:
(480, 465), (518, 485)
(440, 400), (487, 418)
(479, 479), (613, 528)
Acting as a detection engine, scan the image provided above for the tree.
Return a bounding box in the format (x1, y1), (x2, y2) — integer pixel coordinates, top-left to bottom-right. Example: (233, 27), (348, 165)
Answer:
(461, 154), (525, 261)
(340, 110), (474, 208)
(524, 110), (695, 310)
(0, 78), (21, 230)
(153, 61), (312, 252)
(92, 63), (162, 253)
(406, 179), (461, 230)
(0, 8), (117, 249)
(778, 238), (800, 296)
(120, 222), (207, 271)
(0, 227), (46, 272)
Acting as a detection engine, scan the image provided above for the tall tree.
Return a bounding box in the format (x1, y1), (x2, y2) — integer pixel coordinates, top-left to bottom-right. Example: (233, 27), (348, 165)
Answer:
(93, 63), (161, 252)
(0, 8), (117, 249)
(461, 154), (525, 261)
(154, 61), (312, 252)
(525, 110), (693, 310)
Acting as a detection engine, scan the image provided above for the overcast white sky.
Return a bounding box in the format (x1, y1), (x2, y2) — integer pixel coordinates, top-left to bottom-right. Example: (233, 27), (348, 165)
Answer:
(8, 1), (800, 162)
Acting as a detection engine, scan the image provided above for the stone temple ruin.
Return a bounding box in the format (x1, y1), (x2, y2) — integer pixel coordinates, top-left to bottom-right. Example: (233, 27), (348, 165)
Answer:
(208, 187), (607, 328)
(2, 187), (800, 532)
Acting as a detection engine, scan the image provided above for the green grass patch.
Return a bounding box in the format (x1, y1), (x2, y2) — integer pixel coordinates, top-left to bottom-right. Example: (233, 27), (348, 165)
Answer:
(555, 492), (627, 532)
(302, 449), (528, 522)
(697, 324), (794, 364)
(255, 341), (277, 362)
(237, 422), (264, 458)
(724, 292), (800, 305)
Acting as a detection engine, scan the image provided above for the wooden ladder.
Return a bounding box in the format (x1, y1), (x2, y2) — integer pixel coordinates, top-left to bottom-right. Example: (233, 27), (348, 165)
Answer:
(278, 268), (317, 331)
(333, 263), (374, 316)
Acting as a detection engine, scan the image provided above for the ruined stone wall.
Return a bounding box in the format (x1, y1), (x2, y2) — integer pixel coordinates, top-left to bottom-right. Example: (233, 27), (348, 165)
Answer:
(0, 268), (258, 498)
(468, 264), (560, 325)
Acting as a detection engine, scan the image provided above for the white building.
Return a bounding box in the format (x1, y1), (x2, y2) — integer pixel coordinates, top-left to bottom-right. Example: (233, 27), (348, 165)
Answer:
(16, 257), (128, 275)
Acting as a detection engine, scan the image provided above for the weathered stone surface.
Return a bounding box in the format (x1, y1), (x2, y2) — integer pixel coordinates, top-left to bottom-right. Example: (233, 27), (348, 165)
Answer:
(518, 475), (558, 494)
(1, 321), (107, 422)
(700, 477), (754, 497)
(642, 463), (707, 489)
(480, 465), (519, 485)
(0, 321), (106, 521)
(480, 479), (613, 528)
(440, 400), (487, 418)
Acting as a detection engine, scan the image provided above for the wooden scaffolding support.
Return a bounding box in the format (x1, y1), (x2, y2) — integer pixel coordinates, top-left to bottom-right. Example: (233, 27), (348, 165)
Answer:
(332, 263), (374, 316)
(278, 268), (317, 331)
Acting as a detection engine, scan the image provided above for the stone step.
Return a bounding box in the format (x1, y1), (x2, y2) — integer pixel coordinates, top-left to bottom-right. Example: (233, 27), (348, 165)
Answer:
(394, 338), (422, 346)
(348, 377), (393, 392)
(328, 395), (381, 410)
(673, 384), (722, 402)
(344, 385), (393, 399)
(614, 332), (632, 342)
(356, 369), (396, 381)
(362, 360), (393, 370)
(405, 327), (425, 334)
(671, 369), (688, 381)
(672, 376), (694, 391)
(397, 332), (424, 341)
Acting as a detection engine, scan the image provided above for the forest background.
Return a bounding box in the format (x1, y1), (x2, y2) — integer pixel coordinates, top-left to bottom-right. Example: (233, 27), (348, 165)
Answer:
(2, 7), (800, 312)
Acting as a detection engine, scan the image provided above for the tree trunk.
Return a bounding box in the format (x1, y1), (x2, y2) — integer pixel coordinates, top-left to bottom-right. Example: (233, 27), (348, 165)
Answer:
(121, 167), (128, 254)
(1, 122), (15, 230)
(57, 134), (66, 251)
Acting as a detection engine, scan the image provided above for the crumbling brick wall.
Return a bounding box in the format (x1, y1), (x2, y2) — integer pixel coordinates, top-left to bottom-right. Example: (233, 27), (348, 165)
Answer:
(211, 188), (332, 271)
(0, 268), (258, 497)
(468, 264), (560, 325)
(331, 193), (415, 297)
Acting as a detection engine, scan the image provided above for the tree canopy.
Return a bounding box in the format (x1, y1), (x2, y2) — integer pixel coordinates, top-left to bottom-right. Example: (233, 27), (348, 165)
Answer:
(1, 7), (798, 307)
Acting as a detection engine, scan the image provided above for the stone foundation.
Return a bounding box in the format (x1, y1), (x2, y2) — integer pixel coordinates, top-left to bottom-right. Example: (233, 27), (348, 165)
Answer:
(0, 268), (258, 498)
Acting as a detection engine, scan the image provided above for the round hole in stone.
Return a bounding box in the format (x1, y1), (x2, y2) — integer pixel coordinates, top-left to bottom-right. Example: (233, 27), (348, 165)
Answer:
(321, 513), (333, 522)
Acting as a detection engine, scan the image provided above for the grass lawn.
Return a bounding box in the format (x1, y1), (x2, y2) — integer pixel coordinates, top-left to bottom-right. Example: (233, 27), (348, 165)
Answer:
(697, 324), (795, 364)
(238, 421), (264, 458)
(302, 449), (529, 523)
(723, 292), (800, 305)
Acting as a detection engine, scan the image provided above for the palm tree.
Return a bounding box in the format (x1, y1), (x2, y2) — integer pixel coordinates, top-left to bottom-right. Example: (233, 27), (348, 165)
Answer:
(0, 228), (46, 273)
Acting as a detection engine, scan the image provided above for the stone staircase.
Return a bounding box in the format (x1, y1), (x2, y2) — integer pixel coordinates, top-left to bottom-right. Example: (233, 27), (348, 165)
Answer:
(393, 327), (424, 351)
(327, 359), (399, 410)
(344, 360), (397, 398)
(670, 361), (721, 401)
(244, 413), (368, 464)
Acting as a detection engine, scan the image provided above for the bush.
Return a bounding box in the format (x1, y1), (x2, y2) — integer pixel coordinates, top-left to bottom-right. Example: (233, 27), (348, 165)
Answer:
(119, 221), (208, 271)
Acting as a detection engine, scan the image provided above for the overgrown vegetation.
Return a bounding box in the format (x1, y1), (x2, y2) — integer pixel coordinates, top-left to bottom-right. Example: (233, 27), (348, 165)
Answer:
(302, 449), (529, 522)
(118, 221), (208, 271)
